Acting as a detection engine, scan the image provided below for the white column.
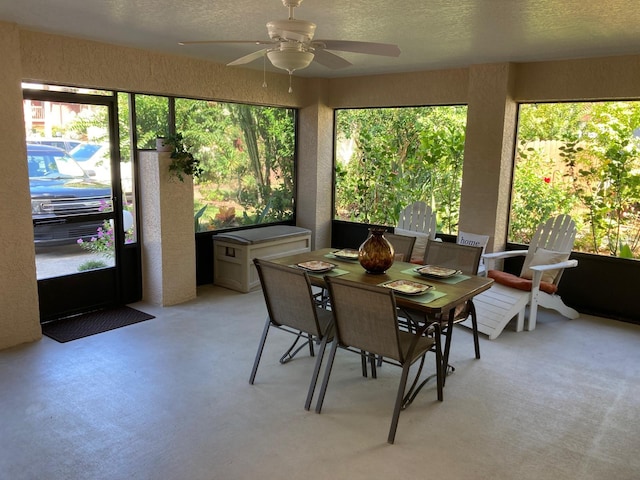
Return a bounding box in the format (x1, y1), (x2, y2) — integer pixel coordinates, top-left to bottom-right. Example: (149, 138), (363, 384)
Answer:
(297, 81), (333, 249)
(139, 150), (197, 306)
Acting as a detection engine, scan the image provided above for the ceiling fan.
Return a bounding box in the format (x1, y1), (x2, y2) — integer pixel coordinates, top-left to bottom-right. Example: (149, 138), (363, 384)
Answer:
(179, 0), (401, 80)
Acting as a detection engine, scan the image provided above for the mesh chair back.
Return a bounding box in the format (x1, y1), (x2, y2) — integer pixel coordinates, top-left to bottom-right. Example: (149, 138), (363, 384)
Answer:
(325, 277), (404, 362)
(254, 259), (323, 336)
(385, 232), (416, 262)
(423, 240), (483, 275)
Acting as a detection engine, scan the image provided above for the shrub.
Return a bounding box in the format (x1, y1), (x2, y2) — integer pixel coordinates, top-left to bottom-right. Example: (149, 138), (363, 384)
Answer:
(78, 260), (108, 271)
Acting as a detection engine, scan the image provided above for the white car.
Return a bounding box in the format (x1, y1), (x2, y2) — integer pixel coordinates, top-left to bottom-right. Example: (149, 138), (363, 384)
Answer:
(68, 143), (132, 193)
(68, 143), (110, 179)
(27, 137), (82, 153)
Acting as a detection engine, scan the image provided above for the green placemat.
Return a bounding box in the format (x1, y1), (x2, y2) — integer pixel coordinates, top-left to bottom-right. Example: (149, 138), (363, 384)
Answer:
(314, 268), (350, 277)
(401, 267), (470, 284)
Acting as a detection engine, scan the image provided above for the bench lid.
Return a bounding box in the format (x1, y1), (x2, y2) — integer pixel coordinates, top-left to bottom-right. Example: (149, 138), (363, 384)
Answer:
(213, 225), (311, 245)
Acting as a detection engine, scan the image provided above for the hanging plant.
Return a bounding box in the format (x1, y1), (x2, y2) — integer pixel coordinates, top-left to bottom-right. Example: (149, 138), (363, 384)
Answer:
(161, 133), (203, 182)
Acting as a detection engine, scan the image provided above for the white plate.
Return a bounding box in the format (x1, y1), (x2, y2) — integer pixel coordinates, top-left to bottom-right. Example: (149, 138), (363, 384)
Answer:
(332, 249), (360, 260)
(381, 279), (433, 295)
(297, 260), (336, 273)
(415, 265), (461, 278)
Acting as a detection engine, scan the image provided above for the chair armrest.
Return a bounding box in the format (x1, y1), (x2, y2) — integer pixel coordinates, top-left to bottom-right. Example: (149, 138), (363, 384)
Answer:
(529, 259), (578, 272)
(529, 259), (578, 289)
(482, 249), (528, 260)
(482, 249), (528, 271)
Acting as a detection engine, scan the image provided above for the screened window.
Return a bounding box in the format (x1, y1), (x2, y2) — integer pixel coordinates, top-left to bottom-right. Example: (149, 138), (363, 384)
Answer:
(512, 102), (640, 258)
(175, 99), (296, 232)
(334, 106), (468, 234)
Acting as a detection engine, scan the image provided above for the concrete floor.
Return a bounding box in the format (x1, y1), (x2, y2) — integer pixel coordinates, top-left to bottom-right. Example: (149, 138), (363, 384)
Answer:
(1, 285), (639, 480)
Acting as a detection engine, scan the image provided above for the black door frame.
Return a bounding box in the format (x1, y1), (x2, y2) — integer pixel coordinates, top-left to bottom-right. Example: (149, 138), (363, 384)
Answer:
(24, 87), (141, 321)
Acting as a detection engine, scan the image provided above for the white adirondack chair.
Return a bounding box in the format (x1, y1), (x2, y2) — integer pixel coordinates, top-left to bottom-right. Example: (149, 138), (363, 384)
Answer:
(395, 201), (438, 263)
(470, 215), (579, 339)
(397, 201), (437, 237)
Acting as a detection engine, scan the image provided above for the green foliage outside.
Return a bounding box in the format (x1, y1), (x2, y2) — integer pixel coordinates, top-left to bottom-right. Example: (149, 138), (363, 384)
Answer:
(77, 260), (109, 271)
(334, 106), (468, 234)
(334, 102), (640, 259)
(70, 94), (296, 233)
(173, 99), (296, 231)
(67, 91), (640, 259)
(515, 102), (640, 257)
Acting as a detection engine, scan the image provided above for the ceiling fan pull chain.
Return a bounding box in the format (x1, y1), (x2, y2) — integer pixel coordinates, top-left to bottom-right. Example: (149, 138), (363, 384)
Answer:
(288, 73), (293, 94)
(262, 54), (268, 89)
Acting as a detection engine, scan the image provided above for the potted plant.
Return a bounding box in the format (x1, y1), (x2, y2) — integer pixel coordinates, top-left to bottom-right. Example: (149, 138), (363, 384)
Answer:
(160, 133), (203, 182)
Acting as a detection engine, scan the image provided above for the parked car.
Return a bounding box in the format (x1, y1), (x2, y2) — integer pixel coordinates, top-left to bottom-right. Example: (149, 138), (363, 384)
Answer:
(68, 142), (109, 179)
(68, 142), (132, 193)
(27, 137), (82, 153)
(28, 144), (113, 246)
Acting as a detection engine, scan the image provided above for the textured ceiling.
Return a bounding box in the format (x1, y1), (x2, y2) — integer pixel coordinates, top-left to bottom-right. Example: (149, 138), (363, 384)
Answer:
(2, 0), (640, 78)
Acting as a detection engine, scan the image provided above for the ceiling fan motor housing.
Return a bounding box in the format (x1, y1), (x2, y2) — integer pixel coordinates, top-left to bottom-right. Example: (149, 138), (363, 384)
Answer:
(267, 19), (316, 42)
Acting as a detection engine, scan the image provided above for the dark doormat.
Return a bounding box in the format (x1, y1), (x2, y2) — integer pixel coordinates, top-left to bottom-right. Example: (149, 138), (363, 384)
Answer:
(42, 306), (155, 343)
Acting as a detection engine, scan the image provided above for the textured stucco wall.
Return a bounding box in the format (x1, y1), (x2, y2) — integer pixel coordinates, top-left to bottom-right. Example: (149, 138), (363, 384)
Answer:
(514, 55), (640, 102)
(0, 23), (42, 349)
(327, 68), (470, 108)
(297, 79), (333, 249)
(18, 29), (306, 108)
(139, 151), (197, 306)
(459, 63), (517, 252)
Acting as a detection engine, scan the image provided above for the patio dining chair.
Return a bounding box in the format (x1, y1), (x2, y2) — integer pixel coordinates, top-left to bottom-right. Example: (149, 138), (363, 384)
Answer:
(251, 258), (334, 410)
(421, 240), (484, 363)
(384, 232), (417, 262)
(395, 240), (483, 382)
(316, 276), (443, 444)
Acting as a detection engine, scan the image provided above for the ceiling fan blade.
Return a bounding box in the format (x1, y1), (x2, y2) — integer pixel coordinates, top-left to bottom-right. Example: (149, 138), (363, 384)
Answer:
(179, 40), (274, 46)
(313, 49), (352, 69)
(313, 40), (401, 57)
(227, 49), (269, 66)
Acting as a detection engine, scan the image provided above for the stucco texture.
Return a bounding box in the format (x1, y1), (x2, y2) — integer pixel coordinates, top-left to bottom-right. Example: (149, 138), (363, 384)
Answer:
(139, 151), (197, 306)
(0, 22), (42, 348)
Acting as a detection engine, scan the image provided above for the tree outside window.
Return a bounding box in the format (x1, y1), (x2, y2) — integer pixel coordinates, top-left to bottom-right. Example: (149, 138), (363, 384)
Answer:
(125, 96), (296, 232)
(513, 102), (640, 258)
(334, 106), (467, 234)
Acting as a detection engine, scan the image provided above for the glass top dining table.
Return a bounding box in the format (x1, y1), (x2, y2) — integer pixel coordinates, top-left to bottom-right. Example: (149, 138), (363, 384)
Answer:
(272, 247), (494, 317)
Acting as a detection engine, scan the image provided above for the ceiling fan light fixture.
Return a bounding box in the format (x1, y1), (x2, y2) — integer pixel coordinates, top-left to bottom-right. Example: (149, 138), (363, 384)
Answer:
(267, 49), (314, 73)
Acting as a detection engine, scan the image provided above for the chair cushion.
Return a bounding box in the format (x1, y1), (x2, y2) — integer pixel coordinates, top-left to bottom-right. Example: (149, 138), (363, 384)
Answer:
(488, 270), (558, 294)
(394, 227), (430, 263)
(521, 248), (570, 283)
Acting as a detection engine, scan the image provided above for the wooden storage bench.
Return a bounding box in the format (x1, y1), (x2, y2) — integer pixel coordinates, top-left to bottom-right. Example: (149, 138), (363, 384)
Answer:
(213, 225), (312, 292)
